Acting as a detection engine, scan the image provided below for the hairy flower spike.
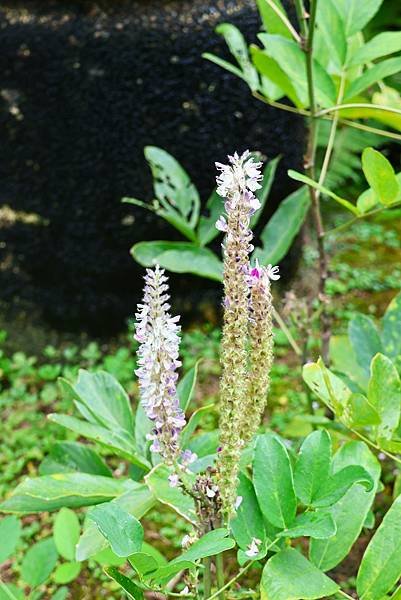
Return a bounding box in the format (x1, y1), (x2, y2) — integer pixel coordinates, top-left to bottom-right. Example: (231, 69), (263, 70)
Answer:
(215, 150), (263, 516)
(135, 265), (186, 464)
(242, 261), (276, 443)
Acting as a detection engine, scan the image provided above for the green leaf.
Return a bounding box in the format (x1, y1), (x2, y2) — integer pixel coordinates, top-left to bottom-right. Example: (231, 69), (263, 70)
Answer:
(131, 241), (223, 282)
(88, 503), (143, 558)
(230, 473), (267, 550)
(346, 393), (381, 427)
(53, 562), (81, 584)
(178, 362), (199, 412)
(329, 335), (369, 391)
(345, 57), (401, 100)
(261, 547), (339, 600)
(92, 547), (126, 567)
(357, 495), (401, 599)
(335, 0), (383, 36)
(310, 441), (380, 572)
(288, 170), (359, 215)
(48, 413), (149, 469)
(0, 584), (24, 600)
(257, 34), (336, 107)
(303, 359), (352, 416)
(361, 148), (399, 206)
(349, 32), (401, 67)
(316, 0), (347, 68)
(254, 186), (310, 266)
(180, 404), (214, 450)
(39, 441), (112, 477)
(0, 473), (136, 513)
(312, 465), (374, 508)
(76, 484), (154, 561)
(54, 508), (80, 561)
(197, 190), (222, 246)
(21, 538), (58, 587)
(145, 561), (197, 587)
(349, 314), (383, 374)
(0, 516), (21, 563)
(129, 552), (161, 579)
(60, 369), (134, 438)
(172, 529), (235, 563)
(105, 567), (144, 600)
(368, 353), (401, 441)
(251, 156), (281, 227)
(382, 291), (401, 368)
(256, 0), (292, 38)
(214, 23), (259, 91)
(294, 430), (331, 506)
(277, 511), (336, 540)
(145, 464), (197, 523)
(251, 47), (303, 106)
(144, 146), (200, 224)
(253, 433), (297, 529)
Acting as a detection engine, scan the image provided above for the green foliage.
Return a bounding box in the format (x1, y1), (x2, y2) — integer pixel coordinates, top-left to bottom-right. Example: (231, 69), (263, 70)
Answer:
(21, 538), (58, 587)
(0, 516), (21, 563)
(53, 508), (80, 560)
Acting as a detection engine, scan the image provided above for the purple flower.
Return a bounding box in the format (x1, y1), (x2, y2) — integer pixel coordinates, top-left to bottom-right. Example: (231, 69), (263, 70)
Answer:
(135, 265), (186, 464)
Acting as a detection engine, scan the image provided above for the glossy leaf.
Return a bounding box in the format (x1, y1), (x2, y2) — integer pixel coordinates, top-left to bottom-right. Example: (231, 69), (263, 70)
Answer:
(39, 441), (112, 477)
(349, 31), (401, 67)
(335, 0), (383, 35)
(362, 148), (399, 206)
(178, 362), (199, 412)
(88, 503), (143, 557)
(0, 473), (136, 513)
(251, 47), (303, 106)
(288, 170), (359, 214)
(105, 567), (144, 600)
(54, 508), (80, 561)
(294, 429), (331, 506)
(261, 547), (339, 600)
(368, 353), (401, 441)
(277, 511), (336, 540)
(382, 291), (401, 368)
(131, 241), (223, 281)
(256, 0), (292, 38)
(230, 473), (267, 550)
(311, 465), (373, 508)
(0, 516), (21, 563)
(253, 434), (297, 529)
(349, 314), (383, 374)
(257, 34), (336, 107)
(357, 495), (401, 599)
(145, 464), (197, 523)
(254, 186), (310, 266)
(345, 57), (401, 100)
(21, 538), (58, 587)
(53, 562), (81, 584)
(310, 442), (380, 571)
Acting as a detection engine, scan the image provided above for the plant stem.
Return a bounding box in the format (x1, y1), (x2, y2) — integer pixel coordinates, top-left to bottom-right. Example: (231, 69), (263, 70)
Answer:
(316, 102), (401, 118)
(302, 0), (331, 363)
(338, 590), (355, 600)
(215, 553), (225, 600)
(293, 0), (308, 38)
(351, 428), (401, 467)
(264, 0), (302, 42)
(272, 306), (303, 357)
(207, 561), (253, 600)
(204, 557), (212, 599)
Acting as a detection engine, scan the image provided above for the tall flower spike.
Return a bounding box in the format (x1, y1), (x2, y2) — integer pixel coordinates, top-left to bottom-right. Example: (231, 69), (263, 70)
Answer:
(215, 150), (263, 516)
(241, 260), (277, 444)
(135, 265), (186, 464)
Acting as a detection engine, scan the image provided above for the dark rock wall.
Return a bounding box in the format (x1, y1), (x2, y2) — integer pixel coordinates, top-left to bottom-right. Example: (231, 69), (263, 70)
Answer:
(0, 0), (304, 332)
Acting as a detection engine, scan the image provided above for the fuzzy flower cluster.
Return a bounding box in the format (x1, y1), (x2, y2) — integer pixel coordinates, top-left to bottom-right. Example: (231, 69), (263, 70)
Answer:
(214, 150), (279, 517)
(135, 266), (186, 464)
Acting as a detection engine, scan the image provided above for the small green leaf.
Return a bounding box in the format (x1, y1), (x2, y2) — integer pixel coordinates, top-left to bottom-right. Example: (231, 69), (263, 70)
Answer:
(349, 314), (383, 374)
(21, 538), (58, 587)
(0, 584), (24, 600)
(230, 473), (267, 550)
(54, 508), (80, 561)
(88, 503), (144, 558)
(105, 567), (144, 600)
(39, 441), (112, 477)
(316, 0), (347, 67)
(335, 0), (383, 36)
(261, 547), (339, 599)
(346, 393), (381, 427)
(145, 561), (197, 587)
(345, 57), (401, 100)
(294, 430), (331, 506)
(180, 404), (214, 450)
(368, 353), (401, 441)
(288, 170), (359, 214)
(357, 495), (401, 599)
(253, 434), (297, 529)
(277, 511), (336, 540)
(178, 362), (199, 412)
(129, 552), (161, 579)
(215, 23), (259, 91)
(303, 360), (352, 416)
(171, 529), (235, 563)
(0, 516), (21, 563)
(311, 465), (373, 508)
(251, 47), (303, 106)
(256, 0), (292, 38)
(348, 31), (401, 67)
(254, 186), (310, 266)
(145, 465), (196, 523)
(362, 148), (399, 206)
(53, 562), (81, 584)
(382, 291), (401, 369)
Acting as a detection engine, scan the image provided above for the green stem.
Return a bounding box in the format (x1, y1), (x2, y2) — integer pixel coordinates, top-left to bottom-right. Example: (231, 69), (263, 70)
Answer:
(324, 199), (401, 236)
(272, 306), (303, 357)
(337, 590), (355, 600)
(264, 0), (301, 42)
(293, 0), (308, 38)
(351, 428), (401, 467)
(204, 557), (212, 599)
(207, 561), (253, 600)
(215, 553), (225, 600)
(316, 102), (401, 118)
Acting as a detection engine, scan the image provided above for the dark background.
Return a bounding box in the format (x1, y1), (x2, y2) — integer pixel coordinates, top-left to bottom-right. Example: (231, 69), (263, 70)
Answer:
(0, 0), (304, 333)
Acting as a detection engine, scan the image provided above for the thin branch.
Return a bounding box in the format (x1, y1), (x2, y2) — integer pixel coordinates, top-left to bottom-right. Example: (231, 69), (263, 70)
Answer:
(252, 91), (309, 115)
(264, 0), (302, 43)
(338, 118), (401, 141)
(324, 199), (401, 236)
(293, 0), (308, 38)
(351, 429), (401, 467)
(272, 306), (303, 357)
(316, 103), (401, 118)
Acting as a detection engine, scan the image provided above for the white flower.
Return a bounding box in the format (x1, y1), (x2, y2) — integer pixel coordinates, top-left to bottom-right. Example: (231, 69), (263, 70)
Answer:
(215, 215), (228, 232)
(266, 264), (280, 281)
(245, 537), (262, 558)
(180, 586), (190, 595)
(235, 495), (243, 510)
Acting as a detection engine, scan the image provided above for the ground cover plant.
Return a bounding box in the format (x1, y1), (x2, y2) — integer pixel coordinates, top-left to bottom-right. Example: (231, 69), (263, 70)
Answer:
(2, 0), (401, 599)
